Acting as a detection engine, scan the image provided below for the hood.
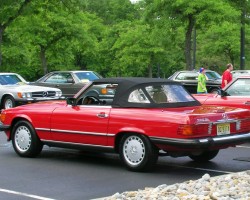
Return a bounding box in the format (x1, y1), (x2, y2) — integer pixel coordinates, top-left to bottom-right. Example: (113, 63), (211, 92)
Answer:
(0, 84), (61, 92)
(3, 100), (67, 112)
(23, 100), (66, 107)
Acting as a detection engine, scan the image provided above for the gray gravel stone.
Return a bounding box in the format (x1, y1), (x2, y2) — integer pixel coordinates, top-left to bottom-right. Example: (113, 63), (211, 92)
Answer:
(103, 170), (250, 200)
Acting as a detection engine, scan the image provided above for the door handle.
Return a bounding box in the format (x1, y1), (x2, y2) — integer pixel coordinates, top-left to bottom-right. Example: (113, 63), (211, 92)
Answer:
(244, 101), (250, 105)
(97, 112), (108, 118)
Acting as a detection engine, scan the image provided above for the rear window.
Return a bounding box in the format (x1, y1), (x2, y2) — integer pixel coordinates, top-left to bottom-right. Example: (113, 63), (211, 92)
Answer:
(128, 84), (195, 104)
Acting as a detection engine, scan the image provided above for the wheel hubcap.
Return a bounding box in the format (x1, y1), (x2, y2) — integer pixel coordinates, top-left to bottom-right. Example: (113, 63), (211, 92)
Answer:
(5, 99), (13, 109)
(15, 126), (31, 152)
(123, 136), (145, 166)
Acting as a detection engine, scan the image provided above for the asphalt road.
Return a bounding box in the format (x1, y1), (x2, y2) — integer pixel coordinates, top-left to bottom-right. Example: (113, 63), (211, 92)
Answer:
(1, 132), (250, 200)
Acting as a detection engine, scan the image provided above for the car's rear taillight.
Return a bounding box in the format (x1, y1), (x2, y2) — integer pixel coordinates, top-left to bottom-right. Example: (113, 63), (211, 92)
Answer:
(0, 112), (6, 123)
(178, 124), (211, 136)
(178, 125), (194, 136)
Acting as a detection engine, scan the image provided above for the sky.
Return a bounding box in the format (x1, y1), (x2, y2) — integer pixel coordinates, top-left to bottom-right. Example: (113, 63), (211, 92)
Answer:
(130, 0), (140, 3)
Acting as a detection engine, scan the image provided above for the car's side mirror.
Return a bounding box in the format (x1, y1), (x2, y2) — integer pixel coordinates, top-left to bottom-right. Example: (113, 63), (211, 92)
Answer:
(66, 97), (77, 106)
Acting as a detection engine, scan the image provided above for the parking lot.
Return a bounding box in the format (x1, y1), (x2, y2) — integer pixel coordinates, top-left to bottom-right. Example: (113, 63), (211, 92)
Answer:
(1, 132), (250, 200)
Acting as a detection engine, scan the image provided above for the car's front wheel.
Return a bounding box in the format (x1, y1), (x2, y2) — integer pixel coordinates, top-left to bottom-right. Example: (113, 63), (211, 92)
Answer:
(189, 150), (219, 162)
(2, 95), (15, 109)
(11, 120), (43, 157)
(119, 134), (158, 172)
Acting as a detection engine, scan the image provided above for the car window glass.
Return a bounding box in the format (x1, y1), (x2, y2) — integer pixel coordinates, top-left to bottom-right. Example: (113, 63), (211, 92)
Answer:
(128, 89), (150, 103)
(145, 84), (195, 103)
(45, 73), (73, 83)
(75, 72), (100, 82)
(176, 72), (198, 80)
(226, 79), (250, 96)
(0, 75), (23, 85)
(205, 71), (221, 79)
(78, 83), (117, 106)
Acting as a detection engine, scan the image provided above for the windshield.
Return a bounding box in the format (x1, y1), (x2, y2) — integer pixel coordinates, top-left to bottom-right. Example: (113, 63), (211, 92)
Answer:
(205, 71), (221, 80)
(0, 74), (24, 85)
(226, 78), (250, 96)
(75, 72), (102, 82)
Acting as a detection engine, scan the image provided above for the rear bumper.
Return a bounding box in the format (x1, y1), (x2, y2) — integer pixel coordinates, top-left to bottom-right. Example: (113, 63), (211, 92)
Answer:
(0, 124), (10, 132)
(150, 132), (250, 149)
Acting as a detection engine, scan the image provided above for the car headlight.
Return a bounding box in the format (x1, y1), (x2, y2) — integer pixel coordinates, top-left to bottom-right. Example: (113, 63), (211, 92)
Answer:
(56, 91), (62, 97)
(17, 92), (32, 98)
(26, 93), (32, 98)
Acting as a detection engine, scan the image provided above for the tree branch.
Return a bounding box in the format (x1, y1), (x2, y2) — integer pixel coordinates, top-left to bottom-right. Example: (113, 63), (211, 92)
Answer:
(1, 0), (31, 30)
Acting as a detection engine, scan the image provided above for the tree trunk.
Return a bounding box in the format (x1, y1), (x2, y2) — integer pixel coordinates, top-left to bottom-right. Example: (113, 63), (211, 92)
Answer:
(40, 45), (48, 75)
(185, 15), (195, 70)
(148, 64), (152, 78)
(0, 28), (3, 67)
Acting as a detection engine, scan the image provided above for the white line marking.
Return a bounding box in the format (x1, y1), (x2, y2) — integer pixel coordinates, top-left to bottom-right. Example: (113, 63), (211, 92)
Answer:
(237, 145), (250, 149)
(0, 188), (56, 200)
(162, 164), (233, 174)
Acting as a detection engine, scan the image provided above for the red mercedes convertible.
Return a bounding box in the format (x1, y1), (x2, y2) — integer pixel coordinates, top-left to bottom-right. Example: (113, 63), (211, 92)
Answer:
(1, 78), (250, 172)
(193, 76), (250, 109)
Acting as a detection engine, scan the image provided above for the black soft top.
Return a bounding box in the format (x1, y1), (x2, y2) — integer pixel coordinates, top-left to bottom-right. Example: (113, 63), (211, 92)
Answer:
(93, 77), (200, 108)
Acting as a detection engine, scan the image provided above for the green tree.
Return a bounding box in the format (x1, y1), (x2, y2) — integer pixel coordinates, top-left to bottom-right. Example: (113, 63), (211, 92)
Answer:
(197, 22), (240, 71)
(145, 0), (239, 70)
(80, 0), (138, 24)
(0, 0), (31, 67)
(5, 0), (104, 78)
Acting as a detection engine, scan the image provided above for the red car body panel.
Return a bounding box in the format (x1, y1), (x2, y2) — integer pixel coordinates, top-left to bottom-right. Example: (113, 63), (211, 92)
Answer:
(2, 78), (250, 171)
(2, 100), (250, 150)
(194, 94), (250, 109)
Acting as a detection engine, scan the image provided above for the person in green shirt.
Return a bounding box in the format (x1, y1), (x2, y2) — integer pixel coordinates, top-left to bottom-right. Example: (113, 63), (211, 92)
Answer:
(197, 67), (207, 94)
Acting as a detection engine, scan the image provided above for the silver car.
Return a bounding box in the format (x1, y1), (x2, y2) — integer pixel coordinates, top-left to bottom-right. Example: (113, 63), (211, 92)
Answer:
(0, 73), (63, 109)
(231, 70), (250, 79)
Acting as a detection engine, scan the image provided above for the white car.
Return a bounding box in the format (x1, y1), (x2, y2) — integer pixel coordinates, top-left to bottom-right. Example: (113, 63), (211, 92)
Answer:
(0, 73), (63, 109)
(231, 70), (250, 79)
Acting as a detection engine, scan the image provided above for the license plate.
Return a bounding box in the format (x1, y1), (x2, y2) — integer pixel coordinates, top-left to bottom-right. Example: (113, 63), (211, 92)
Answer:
(217, 123), (230, 135)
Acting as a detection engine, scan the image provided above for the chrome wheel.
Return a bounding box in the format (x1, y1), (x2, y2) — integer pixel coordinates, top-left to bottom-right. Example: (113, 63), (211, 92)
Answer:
(12, 120), (43, 157)
(3, 96), (15, 109)
(14, 125), (32, 153)
(123, 135), (145, 166)
(119, 134), (158, 171)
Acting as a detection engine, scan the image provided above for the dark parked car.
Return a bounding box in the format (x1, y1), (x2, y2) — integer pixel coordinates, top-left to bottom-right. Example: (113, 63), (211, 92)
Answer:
(168, 70), (221, 94)
(30, 71), (102, 97)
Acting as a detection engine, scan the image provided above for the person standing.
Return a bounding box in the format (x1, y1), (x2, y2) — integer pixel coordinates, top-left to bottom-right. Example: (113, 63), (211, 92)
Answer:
(221, 63), (233, 89)
(197, 67), (207, 94)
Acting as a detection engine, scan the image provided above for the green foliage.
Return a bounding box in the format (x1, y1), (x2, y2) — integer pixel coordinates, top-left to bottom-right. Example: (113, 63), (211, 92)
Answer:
(0, 0), (249, 80)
